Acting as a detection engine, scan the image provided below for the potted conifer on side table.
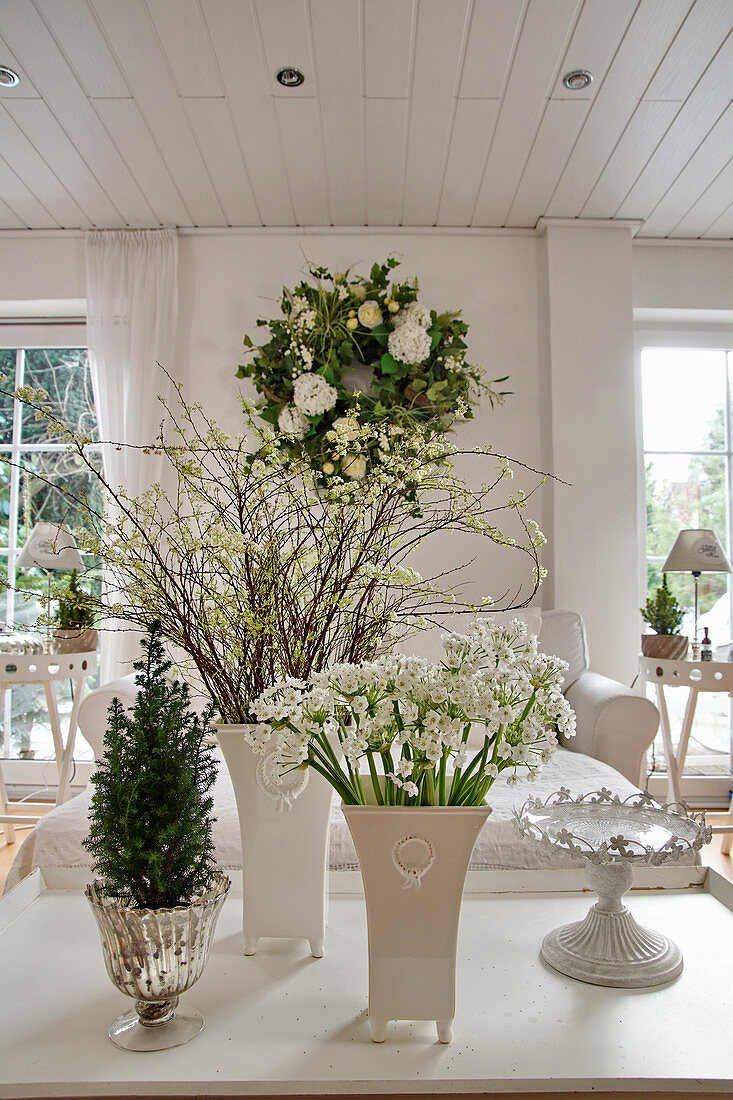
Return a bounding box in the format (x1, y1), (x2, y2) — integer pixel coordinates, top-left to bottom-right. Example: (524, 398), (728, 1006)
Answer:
(53, 569), (98, 653)
(84, 623), (230, 1051)
(640, 574), (688, 659)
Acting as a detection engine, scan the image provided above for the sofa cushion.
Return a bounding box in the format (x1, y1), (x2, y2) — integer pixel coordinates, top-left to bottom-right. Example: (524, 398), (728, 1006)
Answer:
(537, 609), (589, 692)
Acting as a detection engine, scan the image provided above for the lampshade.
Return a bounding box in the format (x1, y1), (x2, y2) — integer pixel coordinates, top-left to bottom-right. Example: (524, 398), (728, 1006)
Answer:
(662, 529), (732, 575)
(16, 522), (84, 571)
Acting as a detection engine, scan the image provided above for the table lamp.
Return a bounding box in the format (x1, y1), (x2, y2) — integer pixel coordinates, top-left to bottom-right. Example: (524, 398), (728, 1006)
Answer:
(662, 528), (732, 659)
(16, 522), (84, 652)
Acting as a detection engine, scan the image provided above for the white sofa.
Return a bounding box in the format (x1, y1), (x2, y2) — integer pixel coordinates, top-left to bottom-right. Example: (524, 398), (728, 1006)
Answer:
(4, 610), (664, 893)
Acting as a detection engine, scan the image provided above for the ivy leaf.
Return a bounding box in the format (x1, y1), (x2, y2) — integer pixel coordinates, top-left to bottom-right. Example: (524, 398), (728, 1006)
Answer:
(243, 334), (253, 348)
(259, 405), (280, 425)
(381, 353), (402, 375)
(370, 323), (391, 348)
(426, 380), (448, 401)
(235, 366), (247, 379)
(373, 401), (388, 416)
(410, 378), (427, 393)
(321, 365), (336, 385)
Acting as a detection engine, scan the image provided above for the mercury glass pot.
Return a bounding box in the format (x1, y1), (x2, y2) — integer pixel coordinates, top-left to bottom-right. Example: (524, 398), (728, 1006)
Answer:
(86, 872), (230, 1051)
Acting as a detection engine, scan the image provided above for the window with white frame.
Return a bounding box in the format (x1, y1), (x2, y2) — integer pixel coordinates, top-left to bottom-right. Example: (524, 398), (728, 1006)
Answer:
(0, 344), (101, 764)
(640, 335), (733, 787)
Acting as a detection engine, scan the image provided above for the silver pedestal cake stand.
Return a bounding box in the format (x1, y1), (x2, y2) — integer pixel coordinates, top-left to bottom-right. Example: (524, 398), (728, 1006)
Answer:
(515, 789), (711, 989)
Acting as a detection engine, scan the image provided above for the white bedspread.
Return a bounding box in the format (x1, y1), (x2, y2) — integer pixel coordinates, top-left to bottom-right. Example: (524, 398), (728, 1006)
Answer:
(4, 747), (684, 895)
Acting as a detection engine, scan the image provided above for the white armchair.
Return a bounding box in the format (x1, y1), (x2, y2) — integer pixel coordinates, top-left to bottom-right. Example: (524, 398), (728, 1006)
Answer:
(538, 610), (658, 787)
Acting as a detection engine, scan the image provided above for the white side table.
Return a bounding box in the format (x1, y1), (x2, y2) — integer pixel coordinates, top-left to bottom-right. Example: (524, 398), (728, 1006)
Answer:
(639, 655), (733, 854)
(0, 649), (97, 844)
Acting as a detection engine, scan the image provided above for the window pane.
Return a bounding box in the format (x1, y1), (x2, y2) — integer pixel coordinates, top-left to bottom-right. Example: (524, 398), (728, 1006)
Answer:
(20, 348), (97, 443)
(0, 348), (16, 445)
(642, 348), (726, 452)
(0, 459), (10, 549)
(4, 681), (96, 762)
(645, 453), (728, 581)
(18, 449), (104, 542)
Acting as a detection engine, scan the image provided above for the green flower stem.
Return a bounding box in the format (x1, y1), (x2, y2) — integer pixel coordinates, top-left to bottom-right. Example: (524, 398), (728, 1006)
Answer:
(354, 768), (366, 804)
(448, 734), (492, 804)
(438, 749), (447, 805)
(307, 756), (355, 804)
(423, 767), (436, 806)
(307, 739), (356, 800)
(366, 751), (384, 805)
(380, 750), (394, 805)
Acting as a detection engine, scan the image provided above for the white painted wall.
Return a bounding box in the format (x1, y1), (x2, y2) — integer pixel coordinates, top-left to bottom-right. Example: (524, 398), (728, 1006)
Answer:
(633, 242), (733, 311)
(541, 221), (638, 685)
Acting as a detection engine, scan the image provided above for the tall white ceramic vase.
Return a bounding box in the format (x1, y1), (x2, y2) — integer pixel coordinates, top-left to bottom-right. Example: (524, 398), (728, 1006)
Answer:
(216, 725), (335, 958)
(342, 802), (491, 1044)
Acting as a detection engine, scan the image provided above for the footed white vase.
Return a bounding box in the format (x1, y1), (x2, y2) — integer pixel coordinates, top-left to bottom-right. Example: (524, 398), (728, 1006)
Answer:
(216, 725), (334, 958)
(342, 802), (491, 1043)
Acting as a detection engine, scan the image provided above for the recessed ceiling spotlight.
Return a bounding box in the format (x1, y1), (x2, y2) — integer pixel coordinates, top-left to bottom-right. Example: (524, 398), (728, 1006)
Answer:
(276, 67), (305, 88)
(562, 69), (593, 91)
(0, 66), (20, 88)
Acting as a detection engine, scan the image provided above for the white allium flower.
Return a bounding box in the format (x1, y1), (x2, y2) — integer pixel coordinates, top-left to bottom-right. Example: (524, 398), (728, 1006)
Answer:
(388, 321), (431, 365)
(391, 301), (431, 330)
(292, 372), (338, 416)
(341, 453), (367, 480)
(357, 300), (382, 328)
(278, 403), (310, 439)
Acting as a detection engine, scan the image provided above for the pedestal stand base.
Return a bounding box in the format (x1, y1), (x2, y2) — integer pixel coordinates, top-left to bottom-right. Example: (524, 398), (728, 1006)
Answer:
(541, 903), (683, 988)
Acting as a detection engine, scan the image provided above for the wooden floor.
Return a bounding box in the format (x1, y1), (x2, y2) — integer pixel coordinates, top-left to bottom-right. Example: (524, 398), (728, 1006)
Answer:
(0, 802), (53, 893)
(2, 804), (733, 895)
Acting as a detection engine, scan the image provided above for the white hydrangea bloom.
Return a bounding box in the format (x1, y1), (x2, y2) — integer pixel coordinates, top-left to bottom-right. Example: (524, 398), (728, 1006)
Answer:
(392, 301), (431, 330)
(292, 372), (338, 416)
(388, 321), (432, 365)
(278, 403), (310, 439)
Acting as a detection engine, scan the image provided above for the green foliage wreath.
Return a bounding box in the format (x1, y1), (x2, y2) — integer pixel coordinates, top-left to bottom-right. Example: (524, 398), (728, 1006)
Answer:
(237, 258), (508, 478)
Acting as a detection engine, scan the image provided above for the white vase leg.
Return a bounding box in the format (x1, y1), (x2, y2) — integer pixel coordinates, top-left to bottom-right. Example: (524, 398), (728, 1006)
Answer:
(369, 1016), (388, 1043)
(436, 1020), (453, 1044)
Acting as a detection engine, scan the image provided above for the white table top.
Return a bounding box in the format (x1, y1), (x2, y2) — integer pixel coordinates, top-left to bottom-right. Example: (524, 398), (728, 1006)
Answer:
(639, 654), (733, 690)
(2, 870), (733, 1098)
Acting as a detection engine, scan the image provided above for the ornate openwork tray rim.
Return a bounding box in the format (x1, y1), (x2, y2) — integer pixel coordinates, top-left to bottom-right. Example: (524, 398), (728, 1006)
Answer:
(514, 788), (711, 866)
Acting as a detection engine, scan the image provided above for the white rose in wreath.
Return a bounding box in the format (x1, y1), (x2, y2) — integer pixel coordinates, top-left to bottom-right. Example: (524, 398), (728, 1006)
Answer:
(341, 453), (367, 480)
(357, 300), (382, 329)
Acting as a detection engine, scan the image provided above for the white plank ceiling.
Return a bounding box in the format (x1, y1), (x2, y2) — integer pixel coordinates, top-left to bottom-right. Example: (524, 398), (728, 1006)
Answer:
(0, 0), (731, 237)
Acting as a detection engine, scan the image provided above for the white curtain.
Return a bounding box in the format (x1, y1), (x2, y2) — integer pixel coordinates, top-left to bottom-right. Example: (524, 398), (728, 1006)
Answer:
(86, 228), (179, 680)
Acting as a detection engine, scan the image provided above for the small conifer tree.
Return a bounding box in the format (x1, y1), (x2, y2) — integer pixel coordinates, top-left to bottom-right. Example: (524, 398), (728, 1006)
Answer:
(640, 573), (685, 635)
(84, 622), (218, 909)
